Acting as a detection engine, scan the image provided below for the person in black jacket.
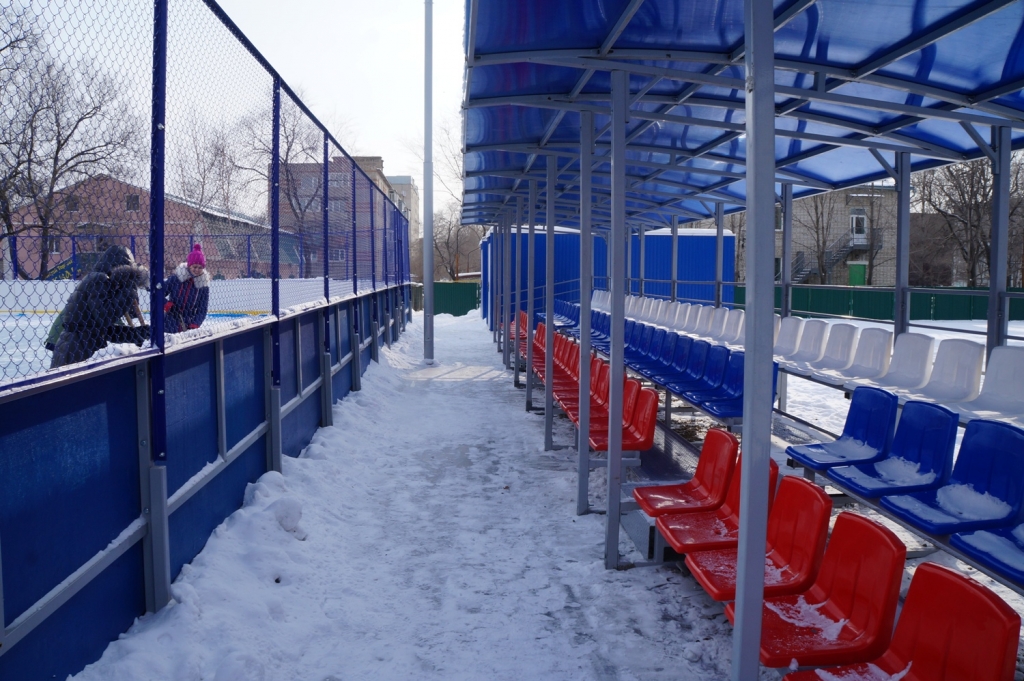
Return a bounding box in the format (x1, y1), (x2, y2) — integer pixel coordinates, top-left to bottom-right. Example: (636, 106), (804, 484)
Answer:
(50, 245), (150, 368)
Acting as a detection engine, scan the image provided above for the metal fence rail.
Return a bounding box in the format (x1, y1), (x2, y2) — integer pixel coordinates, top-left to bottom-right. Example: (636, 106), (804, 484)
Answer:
(0, 2), (412, 678)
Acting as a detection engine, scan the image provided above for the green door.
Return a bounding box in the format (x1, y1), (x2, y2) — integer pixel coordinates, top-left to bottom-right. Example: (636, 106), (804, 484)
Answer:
(848, 263), (866, 286)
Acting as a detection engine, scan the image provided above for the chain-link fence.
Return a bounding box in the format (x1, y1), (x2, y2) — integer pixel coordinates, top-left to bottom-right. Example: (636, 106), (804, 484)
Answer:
(0, 0), (410, 388)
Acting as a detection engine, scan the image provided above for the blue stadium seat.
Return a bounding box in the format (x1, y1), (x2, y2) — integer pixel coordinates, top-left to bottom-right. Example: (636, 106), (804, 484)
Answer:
(667, 344), (728, 395)
(787, 387), (898, 472)
(683, 350), (744, 404)
(880, 419), (1024, 535)
(826, 401), (958, 498)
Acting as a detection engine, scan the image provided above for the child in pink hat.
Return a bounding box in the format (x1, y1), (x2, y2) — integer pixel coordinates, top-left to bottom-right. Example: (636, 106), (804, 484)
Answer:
(163, 244), (210, 332)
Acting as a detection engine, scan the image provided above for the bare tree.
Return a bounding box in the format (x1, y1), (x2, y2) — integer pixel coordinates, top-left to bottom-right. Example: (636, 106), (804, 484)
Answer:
(1, 10), (140, 279)
(793, 191), (845, 284)
(432, 204), (483, 280)
(915, 156), (1024, 287)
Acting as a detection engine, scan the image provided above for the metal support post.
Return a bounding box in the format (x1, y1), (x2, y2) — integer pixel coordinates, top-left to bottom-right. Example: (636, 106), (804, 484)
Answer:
(349, 300), (362, 391)
(503, 213), (512, 368)
(526, 181), (537, 410)
(148, 464), (171, 610)
(323, 135), (330, 302)
(370, 190), (377, 291)
(351, 163), (359, 295)
(513, 198), (522, 383)
(626, 224), (633, 295)
(605, 70), (628, 569)
(321, 318), (334, 427)
(670, 216), (679, 302)
(988, 126), (1011, 357)
(639, 225), (646, 297)
(894, 152), (911, 337)
(544, 160), (557, 450)
(715, 203), (725, 307)
(732, 0), (775, 675)
(423, 0), (435, 364)
(269, 76), (283, 475)
(577, 110), (595, 515)
(781, 184), (793, 317)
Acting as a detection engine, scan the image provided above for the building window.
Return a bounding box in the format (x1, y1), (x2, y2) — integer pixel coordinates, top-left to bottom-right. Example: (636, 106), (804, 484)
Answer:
(328, 172), (344, 188)
(328, 199), (346, 213)
(126, 194), (140, 211)
(46, 235), (62, 252)
(849, 208), (867, 235)
(775, 205), (783, 231)
(65, 195), (79, 212)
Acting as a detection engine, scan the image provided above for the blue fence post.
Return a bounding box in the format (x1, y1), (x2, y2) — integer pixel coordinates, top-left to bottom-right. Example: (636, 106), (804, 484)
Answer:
(71, 236), (77, 279)
(146, 0), (171, 614)
(246, 236), (252, 277)
(269, 76), (283, 474)
(351, 162), (358, 295)
(323, 136), (330, 301)
(370, 187), (376, 291)
(9, 236), (17, 279)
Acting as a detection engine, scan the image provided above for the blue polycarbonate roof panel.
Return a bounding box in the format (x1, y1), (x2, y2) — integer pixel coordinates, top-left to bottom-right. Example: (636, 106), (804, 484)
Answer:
(463, 0), (1024, 226)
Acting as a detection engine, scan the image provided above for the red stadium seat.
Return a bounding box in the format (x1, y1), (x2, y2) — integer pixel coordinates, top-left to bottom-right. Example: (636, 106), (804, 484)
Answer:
(784, 562), (1020, 681)
(633, 429), (738, 517)
(655, 457), (779, 554)
(725, 512), (906, 668)
(685, 476), (831, 601)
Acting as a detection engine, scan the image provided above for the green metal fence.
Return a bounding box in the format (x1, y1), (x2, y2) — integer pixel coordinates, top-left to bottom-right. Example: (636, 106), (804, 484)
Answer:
(731, 286), (1024, 321)
(434, 282), (480, 317)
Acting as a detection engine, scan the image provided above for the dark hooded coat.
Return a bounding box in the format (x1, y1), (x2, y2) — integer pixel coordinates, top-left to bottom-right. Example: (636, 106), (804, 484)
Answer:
(50, 246), (150, 368)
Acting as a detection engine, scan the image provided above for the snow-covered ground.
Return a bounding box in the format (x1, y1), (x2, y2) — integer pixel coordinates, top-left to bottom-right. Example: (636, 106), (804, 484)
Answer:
(55, 311), (1024, 679)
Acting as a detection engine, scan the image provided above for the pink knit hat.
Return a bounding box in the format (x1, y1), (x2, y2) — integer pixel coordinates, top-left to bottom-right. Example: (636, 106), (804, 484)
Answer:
(187, 243), (206, 268)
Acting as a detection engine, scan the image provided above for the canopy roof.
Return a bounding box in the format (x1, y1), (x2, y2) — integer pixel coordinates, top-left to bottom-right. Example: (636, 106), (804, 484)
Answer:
(462, 0), (1024, 228)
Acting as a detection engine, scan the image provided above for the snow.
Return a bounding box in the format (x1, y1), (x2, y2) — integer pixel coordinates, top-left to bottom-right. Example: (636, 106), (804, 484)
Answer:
(871, 457), (936, 486)
(800, 438), (881, 464)
(70, 311), (777, 681)
(956, 531), (1024, 573)
(814, 662), (911, 681)
(936, 484), (1012, 521)
(764, 596), (847, 642)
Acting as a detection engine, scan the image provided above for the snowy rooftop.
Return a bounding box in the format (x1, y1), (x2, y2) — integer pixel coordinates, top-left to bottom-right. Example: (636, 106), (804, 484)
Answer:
(69, 312), (1024, 680)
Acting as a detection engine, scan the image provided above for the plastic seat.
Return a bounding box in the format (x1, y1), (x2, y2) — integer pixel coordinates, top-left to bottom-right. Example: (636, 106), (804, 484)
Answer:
(666, 344), (728, 396)
(682, 350), (744, 405)
(681, 304), (702, 334)
(633, 332), (678, 379)
(686, 477), (832, 601)
(810, 327), (892, 386)
(779, 319), (829, 366)
(649, 335), (693, 384)
(895, 338), (984, 405)
(671, 302), (690, 331)
(826, 401), (959, 498)
(787, 387), (898, 471)
(719, 308), (744, 346)
(946, 345), (1024, 423)
(656, 338), (708, 387)
(787, 323), (859, 376)
(632, 429), (738, 516)
(698, 362), (779, 422)
(726, 512), (906, 669)
(773, 316), (804, 358)
(655, 457), (779, 554)
(703, 307), (729, 340)
(880, 419), (1024, 534)
(589, 386), (658, 452)
(657, 300), (676, 328)
(692, 305), (715, 337)
(844, 332), (934, 393)
(784, 562), (1020, 681)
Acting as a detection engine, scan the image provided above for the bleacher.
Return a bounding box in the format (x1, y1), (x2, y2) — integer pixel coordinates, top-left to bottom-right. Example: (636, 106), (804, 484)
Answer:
(510, 292), (1024, 676)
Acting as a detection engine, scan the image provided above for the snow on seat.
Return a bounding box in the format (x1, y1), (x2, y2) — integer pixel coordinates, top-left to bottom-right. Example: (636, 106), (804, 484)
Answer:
(945, 345), (1024, 424)
(778, 319), (830, 369)
(810, 327), (892, 386)
(826, 401), (958, 498)
(654, 457), (779, 554)
(632, 429), (737, 517)
(773, 316), (805, 359)
(844, 332), (934, 393)
(787, 323), (859, 376)
(686, 477), (831, 602)
(879, 419), (1024, 535)
(787, 387), (898, 472)
(783, 562), (1021, 681)
(725, 512), (906, 669)
(893, 338), (984, 406)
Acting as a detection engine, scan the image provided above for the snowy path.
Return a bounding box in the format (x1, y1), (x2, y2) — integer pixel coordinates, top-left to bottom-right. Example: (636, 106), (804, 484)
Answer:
(73, 312), (764, 681)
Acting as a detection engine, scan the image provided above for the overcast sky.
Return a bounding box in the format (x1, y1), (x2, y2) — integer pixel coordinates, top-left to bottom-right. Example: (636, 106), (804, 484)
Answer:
(217, 0), (466, 217)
